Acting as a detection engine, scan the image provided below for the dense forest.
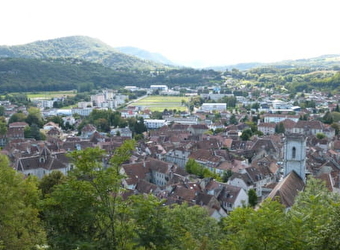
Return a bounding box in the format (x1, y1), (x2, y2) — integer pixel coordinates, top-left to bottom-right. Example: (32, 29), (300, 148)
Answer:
(0, 58), (222, 92)
(2, 140), (340, 250)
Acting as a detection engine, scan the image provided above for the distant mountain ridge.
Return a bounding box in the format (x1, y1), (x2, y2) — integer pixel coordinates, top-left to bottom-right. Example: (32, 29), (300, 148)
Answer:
(1, 36), (339, 71)
(115, 46), (175, 65)
(0, 36), (167, 69)
(208, 54), (340, 71)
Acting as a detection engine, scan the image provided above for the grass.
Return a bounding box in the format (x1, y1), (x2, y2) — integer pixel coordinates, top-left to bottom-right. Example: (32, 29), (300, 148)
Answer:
(3, 90), (77, 99)
(130, 95), (190, 112)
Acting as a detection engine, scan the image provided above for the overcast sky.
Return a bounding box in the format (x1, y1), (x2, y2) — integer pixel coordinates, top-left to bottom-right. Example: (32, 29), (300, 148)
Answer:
(1, 0), (339, 67)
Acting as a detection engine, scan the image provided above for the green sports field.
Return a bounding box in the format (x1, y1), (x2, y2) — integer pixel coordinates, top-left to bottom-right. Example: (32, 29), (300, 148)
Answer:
(130, 95), (190, 112)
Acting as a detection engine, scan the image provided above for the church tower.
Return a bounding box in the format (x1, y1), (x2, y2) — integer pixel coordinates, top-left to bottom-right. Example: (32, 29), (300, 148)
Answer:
(283, 133), (306, 182)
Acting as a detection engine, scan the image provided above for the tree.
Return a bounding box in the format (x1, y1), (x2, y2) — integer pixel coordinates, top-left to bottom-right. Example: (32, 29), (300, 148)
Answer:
(248, 189), (258, 208)
(322, 111), (334, 124)
(222, 169), (233, 182)
(8, 111), (27, 124)
(0, 118), (7, 136)
(275, 122), (285, 134)
(0, 106), (4, 116)
(229, 114), (238, 125)
(331, 122), (340, 135)
(288, 177), (340, 250)
(129, 195), (171, 249)
(316, 133), (326, 139)
(240, 128), (253, 141)
(222, 200), (292, 250)
(185, 158), (220, 180)
(26, 107), (44, 127)
(0, 154), (46, 249)
(166, 203), (222, 250)
(334, 104), (340, 112)
(41, 140), (137, 250)
(39, 170), (66, 198)
(25, 123), (46, 140)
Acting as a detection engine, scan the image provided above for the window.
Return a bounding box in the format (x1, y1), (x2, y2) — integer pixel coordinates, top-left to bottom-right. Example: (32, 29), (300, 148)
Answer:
(292, 147), (296, 159)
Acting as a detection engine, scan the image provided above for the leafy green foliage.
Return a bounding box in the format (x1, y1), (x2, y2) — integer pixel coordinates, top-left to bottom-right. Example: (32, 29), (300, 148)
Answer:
(185, 158), (220, 180)
(240, 128), (253, 141)
(248, 189), (258, 208)
(275, 122), (285, 134)
(0, 58), (222, 94)
(222, 200), (291, 250)
(0, 154), (46, 249)
(222, 177), (340, 250)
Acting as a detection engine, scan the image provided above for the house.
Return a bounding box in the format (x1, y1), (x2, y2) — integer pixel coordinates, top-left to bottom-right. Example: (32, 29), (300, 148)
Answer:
(120, 161), (151, 190)
(201, 103), (227, 112)
(164, 148), (190, 168)
(228, 164), (274, 197)
(150, 85), (168, 92)
(6, 122), (29, 141)
(71, 107), (93, 116)
(148, 158), (174, 187)
(188, 149), (223, 173)
(62, 116), (76, 127)
(217, 184), (248, 213)
(263, 114), (299, 123)
(110, 127), (133, 138)
(201, 179), (248, 213)
(280, 119), (296, 134)
(194, 192), (228, 221)
(293, 120), (323, 136)
(15, 147), (72, 178)
(258, 123), (276, 135)
(120, 158), (189, 189)
(81, 124), (97, 139)
(144, 119), (167, 129)
(188, 124), (209, 135)
(43, 121), (60, 131)
(46, 127), (62, 139)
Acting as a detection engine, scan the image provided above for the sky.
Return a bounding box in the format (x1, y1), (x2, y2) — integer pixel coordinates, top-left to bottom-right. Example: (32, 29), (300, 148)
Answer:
(1, 0), (339, 67)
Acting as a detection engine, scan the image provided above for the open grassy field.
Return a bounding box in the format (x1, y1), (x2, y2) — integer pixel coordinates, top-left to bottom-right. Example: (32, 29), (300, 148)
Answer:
(26, 91), (77, 99)
(2, 91), (77, 99)
(130, 95), (190, 112)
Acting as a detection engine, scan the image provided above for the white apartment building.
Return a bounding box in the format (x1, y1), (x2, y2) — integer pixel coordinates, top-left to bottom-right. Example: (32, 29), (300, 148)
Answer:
(144, 119), (167, 129)
(201, 103), (227, 112)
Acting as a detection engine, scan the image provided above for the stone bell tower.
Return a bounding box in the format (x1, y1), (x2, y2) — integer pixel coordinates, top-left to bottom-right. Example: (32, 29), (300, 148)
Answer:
(283, 133), (307, 182)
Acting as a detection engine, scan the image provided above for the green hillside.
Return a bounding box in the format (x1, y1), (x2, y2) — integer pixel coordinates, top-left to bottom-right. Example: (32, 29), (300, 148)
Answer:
(0, 36), (166, 69)
(0, 58), (222, 92)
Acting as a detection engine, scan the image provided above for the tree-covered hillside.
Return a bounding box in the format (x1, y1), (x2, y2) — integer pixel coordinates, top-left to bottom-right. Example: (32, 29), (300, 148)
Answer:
(0, 58), (222, 92)
(0, 36), (165, 69)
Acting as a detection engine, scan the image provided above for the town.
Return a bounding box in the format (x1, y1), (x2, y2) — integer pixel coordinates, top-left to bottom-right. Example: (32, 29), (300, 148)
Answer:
(1, 78), (339, 221)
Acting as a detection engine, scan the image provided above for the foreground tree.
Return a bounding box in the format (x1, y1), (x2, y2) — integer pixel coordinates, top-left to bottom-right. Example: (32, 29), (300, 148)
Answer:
(0, 154), (46, 249)
(222, 200), (292, 250)
(288, 177), (340, 250)
(41, 141), (136, 250)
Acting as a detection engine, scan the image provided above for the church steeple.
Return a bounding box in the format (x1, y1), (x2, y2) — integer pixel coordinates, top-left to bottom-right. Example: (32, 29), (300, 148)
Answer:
(283, 133), (306, 182)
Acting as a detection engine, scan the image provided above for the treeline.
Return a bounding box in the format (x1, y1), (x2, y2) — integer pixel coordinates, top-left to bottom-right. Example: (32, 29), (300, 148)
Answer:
(224, 66), (340, 93)
(2, 141), (340, 250)
(0, 58), (222, 93)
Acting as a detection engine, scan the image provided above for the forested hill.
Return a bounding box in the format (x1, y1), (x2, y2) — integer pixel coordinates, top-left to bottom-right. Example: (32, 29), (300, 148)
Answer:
(0, 36), (167, 69)
(0, 58), (222, 92)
